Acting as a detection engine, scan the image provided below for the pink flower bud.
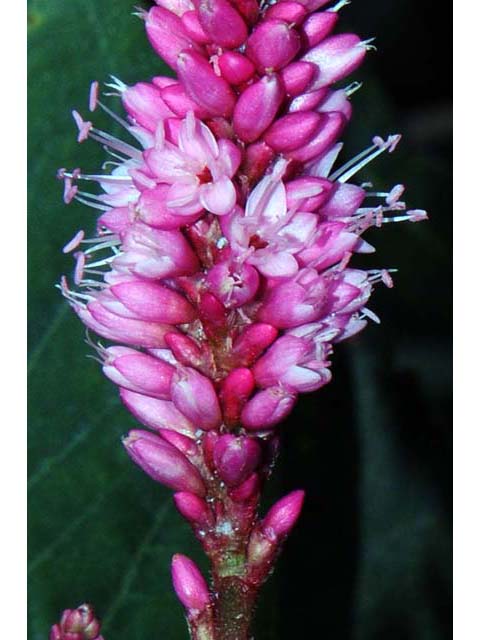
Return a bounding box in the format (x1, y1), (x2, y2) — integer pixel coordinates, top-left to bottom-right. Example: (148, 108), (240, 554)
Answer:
(241, 141), (276, 184)
(241, 386), (297, 430)
(84, 302), (173, 349)
(230, 0), (259, 24)
(253, 335), (331, 393)
(196, 0), (248, 48)
(165, 333), (205, 369)
(121, 82), (174, 132)
(285, 176), (333, 211)
(220, 367), (255, 424)
(171, 554), (211, 612)
(146, 7), (201, 71)
(317, 88), (353, 121)
(263, 111), (323, 152)
(286, 111), (344, 163)
(137, 185), (202, 229)
(230, 472), (260, 502)
(117, 223), (200, 279)
(320, 182), (365, 218)
(300, 11), (338, 48)
(233, 75), (285, 143)
(159, 83), (211, 118)
(288, 87), (329, 112)
(174, 492), (213, 527)
(302, 34), (367, 89)
(262, 489), (305, 539)
(214, 434), (262, 486)
(246, 19), (301, 72)
(177, 51), (236, 117)
(232, 323), (279, 366)
(50, 604), (102, 640)
(110, 281), (196, 324)
(124, 430), (206, 495)
(120, 388), (197, 436)
(154, 0), (193, 16)
(206, 261), (260, 308)
(198, 292), (228, 332)
(218, 51), (255, 85)
(158, 428), (199, 457)
(181, 10), (212, 44)
(103, 348), (175, 398)
(265, 2), (307, 26)
(171, 367), (222, 430)
(279, 61), (317, 97)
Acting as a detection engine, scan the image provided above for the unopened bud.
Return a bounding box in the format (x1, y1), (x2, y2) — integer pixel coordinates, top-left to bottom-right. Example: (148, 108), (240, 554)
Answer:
(246, 19), (301, 72)
(213, 434), (262, 487)
(262, 489), (305, 539)
(171, 554), (211, 613)
(196, 0), (248, 48)
(233, 74), (285, 143)
(220, 367), (255, 424)
(171, 367), (223, 431)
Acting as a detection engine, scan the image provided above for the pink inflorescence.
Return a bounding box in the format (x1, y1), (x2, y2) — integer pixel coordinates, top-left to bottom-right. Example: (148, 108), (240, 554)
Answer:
(50, 604), (104, 640)
(58, 0), (427, 621)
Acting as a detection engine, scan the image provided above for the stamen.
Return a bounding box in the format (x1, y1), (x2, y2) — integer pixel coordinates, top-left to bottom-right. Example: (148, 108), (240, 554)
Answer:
(360, 307), (380, 323)
(89, 128), (142, 160)
(62, 230), (85, 254)
(344, 81), (363, 97)
(89, 81), (99, 112)
(332, 135), (401, 184)
(72, 110), (93, 143)
(330, 0), (351, 12)
(104, 74), (127, 94)
(73, 252), (86, 284)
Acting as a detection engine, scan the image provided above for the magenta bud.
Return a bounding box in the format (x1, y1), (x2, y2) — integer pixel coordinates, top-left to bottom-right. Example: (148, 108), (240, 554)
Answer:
(51, 604), (102, 640)
(302, 33), (367, 89)
(265, 2), (307, 26)
(263, 111), (323, 152)
(120, 388), (196, 436)
(288, 87), (329, 113)
(124, 430), (206, 495)
(159, 83), (210, 118)
(181, 10), (212, 44)
(286, 111), (344, 163)
(198, 292), (228, 330)
(171, 367), (222, 431)
(196, 0), (248, 48)
(301, 11), (338, 48)
(171, 554), (211, 613)
(232, 323), (279, 366)
(165, 333), (204, 368)
(158, 428), (199, 457)
(174, 492), (213, 527)
(285, 176), (333, 211)
(279, 61), (317, 97)
(246, 19), (301, 72)
(241, 141), (276, 185)
(230, 0), (259, 24)
(146, 7), (200, 71)
(233, 74), (285, 143)
(177, 51), (236, 117)
(230, 472), (260, 502)
(213, 435), (262, 487)
(262, 489), (305, 539)
(218, 51), (255, 85)
(320, 182), (365, 218)
(318, 88), (353, 121)
(103, 348), (175, 399)
(241, 386), (297, 430)
(121, 82), (174, 132)
(220, 367), (255, 424)
(110, 281), (196, 324)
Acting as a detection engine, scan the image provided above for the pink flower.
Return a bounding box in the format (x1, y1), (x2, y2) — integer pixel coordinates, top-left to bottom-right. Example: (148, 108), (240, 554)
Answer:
(145, 112), (241, 215)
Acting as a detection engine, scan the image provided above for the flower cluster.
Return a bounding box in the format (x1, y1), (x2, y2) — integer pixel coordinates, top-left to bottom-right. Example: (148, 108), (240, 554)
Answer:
(58, 0), (426, 631)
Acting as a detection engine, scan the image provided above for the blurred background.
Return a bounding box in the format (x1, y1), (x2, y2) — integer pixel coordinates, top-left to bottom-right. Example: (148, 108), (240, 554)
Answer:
(28, 1), (452, 638)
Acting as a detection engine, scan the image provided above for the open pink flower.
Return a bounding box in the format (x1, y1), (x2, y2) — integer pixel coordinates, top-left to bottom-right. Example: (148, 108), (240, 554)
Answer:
(145, 112), (241, 216)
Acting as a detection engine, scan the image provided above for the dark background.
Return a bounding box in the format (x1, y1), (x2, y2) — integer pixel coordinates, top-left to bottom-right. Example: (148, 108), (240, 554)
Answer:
(28, 1), (452, 638)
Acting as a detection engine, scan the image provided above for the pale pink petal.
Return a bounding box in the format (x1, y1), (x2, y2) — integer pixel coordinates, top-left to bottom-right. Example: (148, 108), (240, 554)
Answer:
(167, 180), (203, 215)
(199, 177), (236, 216)
(251, 251), (299, 278)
